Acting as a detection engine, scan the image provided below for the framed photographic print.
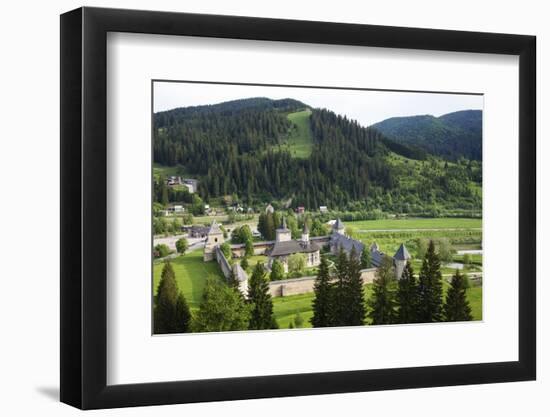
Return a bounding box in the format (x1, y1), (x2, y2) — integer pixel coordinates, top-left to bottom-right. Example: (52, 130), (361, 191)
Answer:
(60, 6), (536, 410)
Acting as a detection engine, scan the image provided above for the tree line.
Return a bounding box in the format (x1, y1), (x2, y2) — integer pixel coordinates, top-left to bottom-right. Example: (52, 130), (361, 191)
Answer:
(311, 240), (473, 327)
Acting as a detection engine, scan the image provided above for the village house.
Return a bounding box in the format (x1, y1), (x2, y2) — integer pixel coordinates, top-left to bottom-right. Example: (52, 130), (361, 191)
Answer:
(267, 218), (321, 273)
(182, 178), (198, 194)
(166, 176), (198, 194)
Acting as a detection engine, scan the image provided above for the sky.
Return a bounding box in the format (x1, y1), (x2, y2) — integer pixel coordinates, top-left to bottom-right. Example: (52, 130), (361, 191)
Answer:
(153, 81), (483, 127)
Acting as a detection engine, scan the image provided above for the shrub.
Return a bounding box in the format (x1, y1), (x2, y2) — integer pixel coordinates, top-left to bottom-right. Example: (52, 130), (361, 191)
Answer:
(175, 238), (189, 254)
(154, 244), (171, 259)
(288, 253), (306, 274)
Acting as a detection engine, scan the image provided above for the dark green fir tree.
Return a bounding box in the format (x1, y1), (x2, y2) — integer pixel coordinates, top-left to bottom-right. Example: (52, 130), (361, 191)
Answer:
(311, 254), (332, 327)
(360, 246), (372, 269)
(443, 270), (473, 322)
(248, 262), (277, 330)
(344, 246), (366, 326)
(396, 261), (419, 324)
(154, 261), (191, 333)
(329, 247), (349, 327)
(368, 255), (397, 325)
(417, 240), (444, 323)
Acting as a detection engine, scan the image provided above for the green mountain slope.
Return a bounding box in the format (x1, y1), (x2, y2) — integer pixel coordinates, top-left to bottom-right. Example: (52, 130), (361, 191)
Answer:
(372, 110), (482, 161)
(153, 98), (482, 214)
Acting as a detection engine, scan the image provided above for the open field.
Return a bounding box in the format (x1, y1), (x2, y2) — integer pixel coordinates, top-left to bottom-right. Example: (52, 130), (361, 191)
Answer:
(339, 218), (483, 256)
(353, 229), (482, 258)
(347, 217), (481, 231)
(283, 109), (313, 158)
(153, 250), (224, 311)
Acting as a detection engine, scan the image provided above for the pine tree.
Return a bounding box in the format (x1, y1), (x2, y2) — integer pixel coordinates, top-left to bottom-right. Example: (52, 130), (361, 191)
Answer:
(443, 270), (473, 322)
(360, 246), (372, 269)
(311, 254), (332, 327)
(417, 240), (444, 323)
(329, 248), (349, 327)
(240, 257), (249, 270)
(257, 213), (267, 239)
(368, 255), (397, 325)
(248, 262), (277, 330)
(174, 292), (192, 333)
(344, 246), (366, 326)
(154, 261), (189, 333)
(270, 259), (285, 281)
(396, 261), (419, 324)
(265, 212), (275, 241)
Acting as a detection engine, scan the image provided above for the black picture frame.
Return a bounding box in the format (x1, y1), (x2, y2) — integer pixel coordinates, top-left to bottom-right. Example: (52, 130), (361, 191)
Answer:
(60, 6), (536, 410)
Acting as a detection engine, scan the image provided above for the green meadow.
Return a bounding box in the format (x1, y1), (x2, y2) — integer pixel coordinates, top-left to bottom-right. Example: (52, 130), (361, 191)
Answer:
(153, 250), (224, 311)
(283, 109), (313, 158)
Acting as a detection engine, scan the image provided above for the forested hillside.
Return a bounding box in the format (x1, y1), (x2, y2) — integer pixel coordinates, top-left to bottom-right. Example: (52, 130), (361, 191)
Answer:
(372, 110), (482, 161)
(153, 98), (482, 215)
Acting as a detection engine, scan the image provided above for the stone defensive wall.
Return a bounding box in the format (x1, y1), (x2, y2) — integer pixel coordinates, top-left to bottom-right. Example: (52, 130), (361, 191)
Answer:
(218, 236), (376, 298)
(215, 246), (233, 278)
(267, 267), (377, 298)
(214, 246), (249, 296)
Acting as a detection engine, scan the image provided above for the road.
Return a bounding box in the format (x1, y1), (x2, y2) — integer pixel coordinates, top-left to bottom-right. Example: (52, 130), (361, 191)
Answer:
(456, 249), (483, 255)
(153, 234), (206, 251)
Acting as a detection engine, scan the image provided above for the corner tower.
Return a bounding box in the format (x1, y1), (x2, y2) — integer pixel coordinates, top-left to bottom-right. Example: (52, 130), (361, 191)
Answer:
(393, 243), (411, 279)
(204, 220), (224, 261)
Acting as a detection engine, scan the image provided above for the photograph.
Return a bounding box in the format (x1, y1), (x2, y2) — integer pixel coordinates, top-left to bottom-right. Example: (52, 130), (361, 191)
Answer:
(151, 81), (483, 334)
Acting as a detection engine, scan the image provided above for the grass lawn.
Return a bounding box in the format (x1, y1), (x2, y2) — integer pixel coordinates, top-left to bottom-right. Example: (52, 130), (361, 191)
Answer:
(347, 217), (482, 231)
(273, 292), (315, 329)
(240, 255), (269, 273)
(284, 109), (313, 158)
(153, 250), (224, 311)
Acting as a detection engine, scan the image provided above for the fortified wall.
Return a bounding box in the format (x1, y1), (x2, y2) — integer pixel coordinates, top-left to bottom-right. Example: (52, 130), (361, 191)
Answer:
(214, 246), (249, 296)
(214, 243), (377, 298)
(267, 268), (377, 297)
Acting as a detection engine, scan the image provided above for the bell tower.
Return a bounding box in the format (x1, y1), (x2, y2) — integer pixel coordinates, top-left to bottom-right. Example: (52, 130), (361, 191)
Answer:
(276, 217), (291, 242)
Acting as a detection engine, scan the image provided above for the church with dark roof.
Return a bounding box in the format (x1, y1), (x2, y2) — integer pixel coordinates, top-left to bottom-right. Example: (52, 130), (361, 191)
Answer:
(329, 218), (411, 278)
(267, 218), (321, 273)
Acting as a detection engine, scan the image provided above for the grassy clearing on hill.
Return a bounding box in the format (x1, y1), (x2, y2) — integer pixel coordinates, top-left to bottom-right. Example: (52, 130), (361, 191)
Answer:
(283, 109), (313, 158)
(153, 250), (224, 311)
(153, 163), (191, 179)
